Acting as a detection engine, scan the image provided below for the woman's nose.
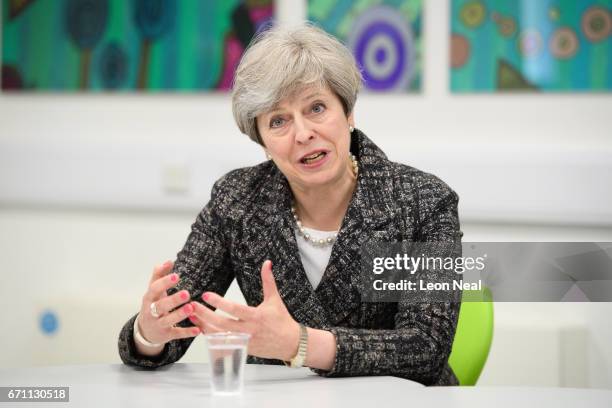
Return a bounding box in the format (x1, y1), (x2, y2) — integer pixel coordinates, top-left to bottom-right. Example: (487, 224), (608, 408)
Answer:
(294, 118), (315, 144)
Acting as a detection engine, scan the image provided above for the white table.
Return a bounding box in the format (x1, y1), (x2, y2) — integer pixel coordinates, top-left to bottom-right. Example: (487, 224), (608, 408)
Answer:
(0, 363), (610, 408)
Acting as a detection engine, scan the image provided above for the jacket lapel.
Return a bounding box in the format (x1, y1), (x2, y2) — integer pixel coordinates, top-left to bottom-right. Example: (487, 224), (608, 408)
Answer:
(315, 131), (402, 325)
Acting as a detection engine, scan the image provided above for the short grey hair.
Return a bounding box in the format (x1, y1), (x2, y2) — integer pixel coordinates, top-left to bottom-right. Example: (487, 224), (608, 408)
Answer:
(231, 23), (363, 145)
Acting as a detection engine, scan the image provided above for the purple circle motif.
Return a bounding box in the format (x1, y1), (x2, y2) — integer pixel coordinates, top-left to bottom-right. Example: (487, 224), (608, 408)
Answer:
(355, 22), (405, 90)
(375, 47), (386, 63)
(347, 6), (415, 92)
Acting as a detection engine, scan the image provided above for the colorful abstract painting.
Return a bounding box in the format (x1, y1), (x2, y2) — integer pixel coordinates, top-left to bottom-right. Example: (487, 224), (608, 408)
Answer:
(308, 0), (422, 92)
(451, 0), (612, 92)
(1, 0), (274, 91)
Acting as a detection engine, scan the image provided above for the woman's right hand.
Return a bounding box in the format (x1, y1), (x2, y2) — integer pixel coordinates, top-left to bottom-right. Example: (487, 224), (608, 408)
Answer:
(137, 261), (201, 348)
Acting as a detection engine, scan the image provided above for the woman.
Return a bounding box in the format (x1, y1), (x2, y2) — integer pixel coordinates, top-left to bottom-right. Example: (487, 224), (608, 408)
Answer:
(118, 23), (463, 386)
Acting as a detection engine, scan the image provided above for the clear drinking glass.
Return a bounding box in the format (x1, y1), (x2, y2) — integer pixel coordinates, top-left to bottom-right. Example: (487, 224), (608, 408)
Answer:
(204, 332), (251, 396)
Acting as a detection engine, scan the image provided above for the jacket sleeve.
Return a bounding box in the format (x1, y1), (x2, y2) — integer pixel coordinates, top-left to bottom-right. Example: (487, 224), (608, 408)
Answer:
(312, 177), (463, 385)
(118, 178), (235, 369)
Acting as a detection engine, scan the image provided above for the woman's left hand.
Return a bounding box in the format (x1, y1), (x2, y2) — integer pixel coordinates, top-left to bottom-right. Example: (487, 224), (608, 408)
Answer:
(189, 260), (301, 361)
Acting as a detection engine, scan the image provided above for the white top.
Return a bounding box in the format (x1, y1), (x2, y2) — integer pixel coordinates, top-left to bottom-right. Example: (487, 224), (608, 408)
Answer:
(295, 226), (338, 289)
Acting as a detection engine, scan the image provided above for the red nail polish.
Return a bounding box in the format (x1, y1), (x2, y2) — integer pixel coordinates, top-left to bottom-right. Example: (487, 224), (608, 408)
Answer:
(202, 293), (209, 301)
(170, 274), (178, 282)
(180, 291), (189, 300)
(183, 304), (193, 314)
(189, 315), (197, 322)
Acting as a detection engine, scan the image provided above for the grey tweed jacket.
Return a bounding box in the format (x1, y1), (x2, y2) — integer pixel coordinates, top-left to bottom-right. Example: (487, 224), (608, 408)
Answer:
(118, 129), (463, 386)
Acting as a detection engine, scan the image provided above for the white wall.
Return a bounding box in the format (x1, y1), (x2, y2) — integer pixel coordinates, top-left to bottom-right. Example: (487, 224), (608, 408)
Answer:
(1, 0), (612, 388)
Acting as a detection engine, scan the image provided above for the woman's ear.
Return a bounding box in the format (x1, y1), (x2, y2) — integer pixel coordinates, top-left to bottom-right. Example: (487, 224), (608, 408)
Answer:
(348, 111), (355, 129)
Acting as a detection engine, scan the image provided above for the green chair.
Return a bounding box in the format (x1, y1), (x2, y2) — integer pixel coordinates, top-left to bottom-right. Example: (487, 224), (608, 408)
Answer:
(448, 288), (494, 386)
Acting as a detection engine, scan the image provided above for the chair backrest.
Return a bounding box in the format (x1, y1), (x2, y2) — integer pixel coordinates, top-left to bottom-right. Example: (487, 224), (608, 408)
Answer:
(448, 289), (494, 386)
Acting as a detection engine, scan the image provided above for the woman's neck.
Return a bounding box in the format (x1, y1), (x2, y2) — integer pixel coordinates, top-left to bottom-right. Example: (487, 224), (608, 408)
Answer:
(289, 169), (357, 232)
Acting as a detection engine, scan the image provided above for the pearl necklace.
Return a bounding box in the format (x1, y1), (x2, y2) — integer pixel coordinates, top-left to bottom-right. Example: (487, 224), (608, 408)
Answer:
(291, 206), (338, 247)
(291, 154), (358, 248)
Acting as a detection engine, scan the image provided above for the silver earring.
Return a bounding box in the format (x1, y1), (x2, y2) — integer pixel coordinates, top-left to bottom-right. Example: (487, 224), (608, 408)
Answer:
(349, 126), (354, 133)
(265, 152), (272, 160)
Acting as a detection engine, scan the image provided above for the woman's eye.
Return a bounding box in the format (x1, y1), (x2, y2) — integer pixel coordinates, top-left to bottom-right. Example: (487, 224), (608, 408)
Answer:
(270, 118), (284, 128)
(312, 103), (325, 114)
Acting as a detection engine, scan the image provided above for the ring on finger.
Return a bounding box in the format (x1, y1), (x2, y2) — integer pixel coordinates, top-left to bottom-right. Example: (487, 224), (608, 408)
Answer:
(150, 302), (161, 318)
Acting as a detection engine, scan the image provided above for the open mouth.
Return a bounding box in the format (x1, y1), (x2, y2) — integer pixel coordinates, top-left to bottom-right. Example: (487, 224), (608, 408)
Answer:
(300, 151), (327, 165)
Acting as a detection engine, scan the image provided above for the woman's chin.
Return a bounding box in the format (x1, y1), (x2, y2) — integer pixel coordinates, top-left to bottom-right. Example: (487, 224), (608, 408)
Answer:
(294, 167), (344, 189)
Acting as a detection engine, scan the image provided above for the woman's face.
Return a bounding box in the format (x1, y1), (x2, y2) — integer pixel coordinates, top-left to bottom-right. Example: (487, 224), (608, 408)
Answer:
(257, 85), (355, 190)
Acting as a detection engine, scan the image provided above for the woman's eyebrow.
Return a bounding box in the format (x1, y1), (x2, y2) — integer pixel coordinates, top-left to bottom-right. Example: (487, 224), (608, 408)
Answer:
(266, 105), (283, 116)
(267, 94), (325, 116)
(301, 92), (324, 102)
